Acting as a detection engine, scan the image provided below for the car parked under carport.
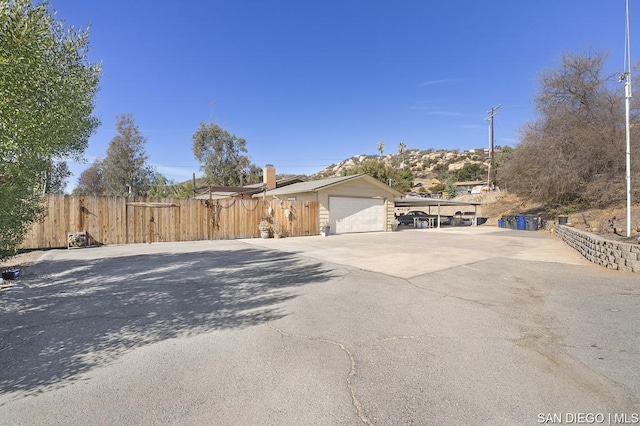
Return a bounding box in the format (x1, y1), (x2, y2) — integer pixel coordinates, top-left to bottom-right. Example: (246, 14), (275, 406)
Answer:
(396, 210), (452, 226)
(395, 197), (483, 228)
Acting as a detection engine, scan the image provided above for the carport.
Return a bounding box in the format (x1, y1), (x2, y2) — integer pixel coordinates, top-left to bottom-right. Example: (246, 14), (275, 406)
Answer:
(394, 197), (483, 229)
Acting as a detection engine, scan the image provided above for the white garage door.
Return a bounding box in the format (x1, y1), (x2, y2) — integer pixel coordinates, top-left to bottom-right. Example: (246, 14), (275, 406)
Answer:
(329, 197), (384, 234)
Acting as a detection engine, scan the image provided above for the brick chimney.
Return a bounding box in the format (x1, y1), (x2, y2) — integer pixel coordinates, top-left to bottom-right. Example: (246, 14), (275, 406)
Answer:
(263, 164), (276, 190)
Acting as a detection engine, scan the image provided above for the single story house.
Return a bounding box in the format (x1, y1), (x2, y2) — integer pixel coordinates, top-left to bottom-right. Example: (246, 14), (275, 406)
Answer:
(455, 180), (487, 194)
(254, 174), (403, 234)
(195, 165), (303, 200)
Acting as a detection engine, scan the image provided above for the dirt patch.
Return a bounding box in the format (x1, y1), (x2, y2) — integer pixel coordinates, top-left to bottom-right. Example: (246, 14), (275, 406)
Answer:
(566, 207), (640, 244)
(0, 250), (46, 270)
(477, 192), (640, 244)
(477, 193), (546, 220)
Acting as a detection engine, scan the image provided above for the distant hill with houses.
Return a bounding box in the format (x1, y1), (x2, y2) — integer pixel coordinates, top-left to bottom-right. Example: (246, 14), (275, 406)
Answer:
(189, 147), (502, 194)
(309, 147), (499, 187)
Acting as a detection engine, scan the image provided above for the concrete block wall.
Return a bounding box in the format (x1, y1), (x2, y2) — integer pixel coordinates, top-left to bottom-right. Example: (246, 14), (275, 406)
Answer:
(554, 225), (640, 272)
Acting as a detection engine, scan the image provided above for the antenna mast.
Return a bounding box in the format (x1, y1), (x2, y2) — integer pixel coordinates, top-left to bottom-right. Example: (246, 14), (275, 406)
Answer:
(623, 0), (632, 237)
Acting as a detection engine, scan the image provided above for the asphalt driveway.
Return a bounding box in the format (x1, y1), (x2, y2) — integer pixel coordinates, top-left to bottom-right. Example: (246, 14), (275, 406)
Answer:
(1, 228), (639, 424)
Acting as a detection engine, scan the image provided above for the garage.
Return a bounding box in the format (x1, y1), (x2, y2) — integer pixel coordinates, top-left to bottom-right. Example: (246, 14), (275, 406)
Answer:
(256, 173), (402, 235)
(329, 196), (384, 234)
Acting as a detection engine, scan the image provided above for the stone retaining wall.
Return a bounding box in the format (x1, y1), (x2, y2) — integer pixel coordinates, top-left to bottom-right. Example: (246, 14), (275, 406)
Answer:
(554, 225), (640, 272)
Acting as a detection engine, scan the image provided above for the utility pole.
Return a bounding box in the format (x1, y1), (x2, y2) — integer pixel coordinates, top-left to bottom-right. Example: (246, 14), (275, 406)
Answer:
(486, 104), (501, 190)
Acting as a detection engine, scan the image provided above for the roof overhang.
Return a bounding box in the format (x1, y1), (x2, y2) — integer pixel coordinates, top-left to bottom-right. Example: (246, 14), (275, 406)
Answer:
(253, 174), (403, 198)
(394, 197), (483, 207)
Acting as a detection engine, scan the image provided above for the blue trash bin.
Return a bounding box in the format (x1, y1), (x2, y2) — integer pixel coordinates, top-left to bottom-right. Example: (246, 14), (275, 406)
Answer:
(515, 215), (526, 230)
(497, 219), (503, 228)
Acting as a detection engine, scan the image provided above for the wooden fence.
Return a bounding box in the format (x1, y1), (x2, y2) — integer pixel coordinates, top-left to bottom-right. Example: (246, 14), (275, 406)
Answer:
(19, 195), (319, 249)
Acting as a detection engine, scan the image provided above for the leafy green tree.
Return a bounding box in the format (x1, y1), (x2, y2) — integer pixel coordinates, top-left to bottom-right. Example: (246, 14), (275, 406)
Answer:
(102, 114), (155, 197)
(0, 0), (100, 259)
(147, 174), (193, 198)
(393, 168), (414, 193)
(192, 122), (253, 186)
(455, 162), (486, 182)
(341, 159), (413, 193)
(443, 177), (458, 199)
(243, 164), (263, 185)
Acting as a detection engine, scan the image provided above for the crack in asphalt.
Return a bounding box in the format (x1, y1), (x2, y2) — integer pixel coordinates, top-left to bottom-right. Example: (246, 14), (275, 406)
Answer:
(267, 322), (371, 425)
(399, 277), (507, 308)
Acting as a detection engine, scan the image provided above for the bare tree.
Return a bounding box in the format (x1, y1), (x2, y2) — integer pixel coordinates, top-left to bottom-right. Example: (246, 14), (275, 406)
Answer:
(74, 159), (105, 196)
(503, 51), (640, 206)
(44, 159), (72, 194)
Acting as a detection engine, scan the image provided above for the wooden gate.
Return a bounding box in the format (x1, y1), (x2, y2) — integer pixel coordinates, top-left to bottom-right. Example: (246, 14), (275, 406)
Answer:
(19, 195), (319, 249)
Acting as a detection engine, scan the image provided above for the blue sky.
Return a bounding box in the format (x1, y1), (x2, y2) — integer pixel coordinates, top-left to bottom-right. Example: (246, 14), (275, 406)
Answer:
(50, 0), (634, 188)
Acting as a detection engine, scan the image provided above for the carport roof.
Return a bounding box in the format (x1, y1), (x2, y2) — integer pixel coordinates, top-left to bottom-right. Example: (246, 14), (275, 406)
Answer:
(394, 197), (483, 207)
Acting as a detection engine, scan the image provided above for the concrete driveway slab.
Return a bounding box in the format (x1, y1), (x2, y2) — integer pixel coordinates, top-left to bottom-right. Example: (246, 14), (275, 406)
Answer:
(1, 230), (638, 425)
(243, 227), (591, 278)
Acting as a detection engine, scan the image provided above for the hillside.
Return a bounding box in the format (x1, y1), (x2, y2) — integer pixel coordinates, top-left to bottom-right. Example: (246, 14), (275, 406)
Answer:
(311, 147), (494, 185)
(308, 148), (638, 237)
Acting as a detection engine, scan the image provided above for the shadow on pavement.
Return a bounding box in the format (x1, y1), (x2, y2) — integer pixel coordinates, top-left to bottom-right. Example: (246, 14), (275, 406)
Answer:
(0, 247), (335, 398)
